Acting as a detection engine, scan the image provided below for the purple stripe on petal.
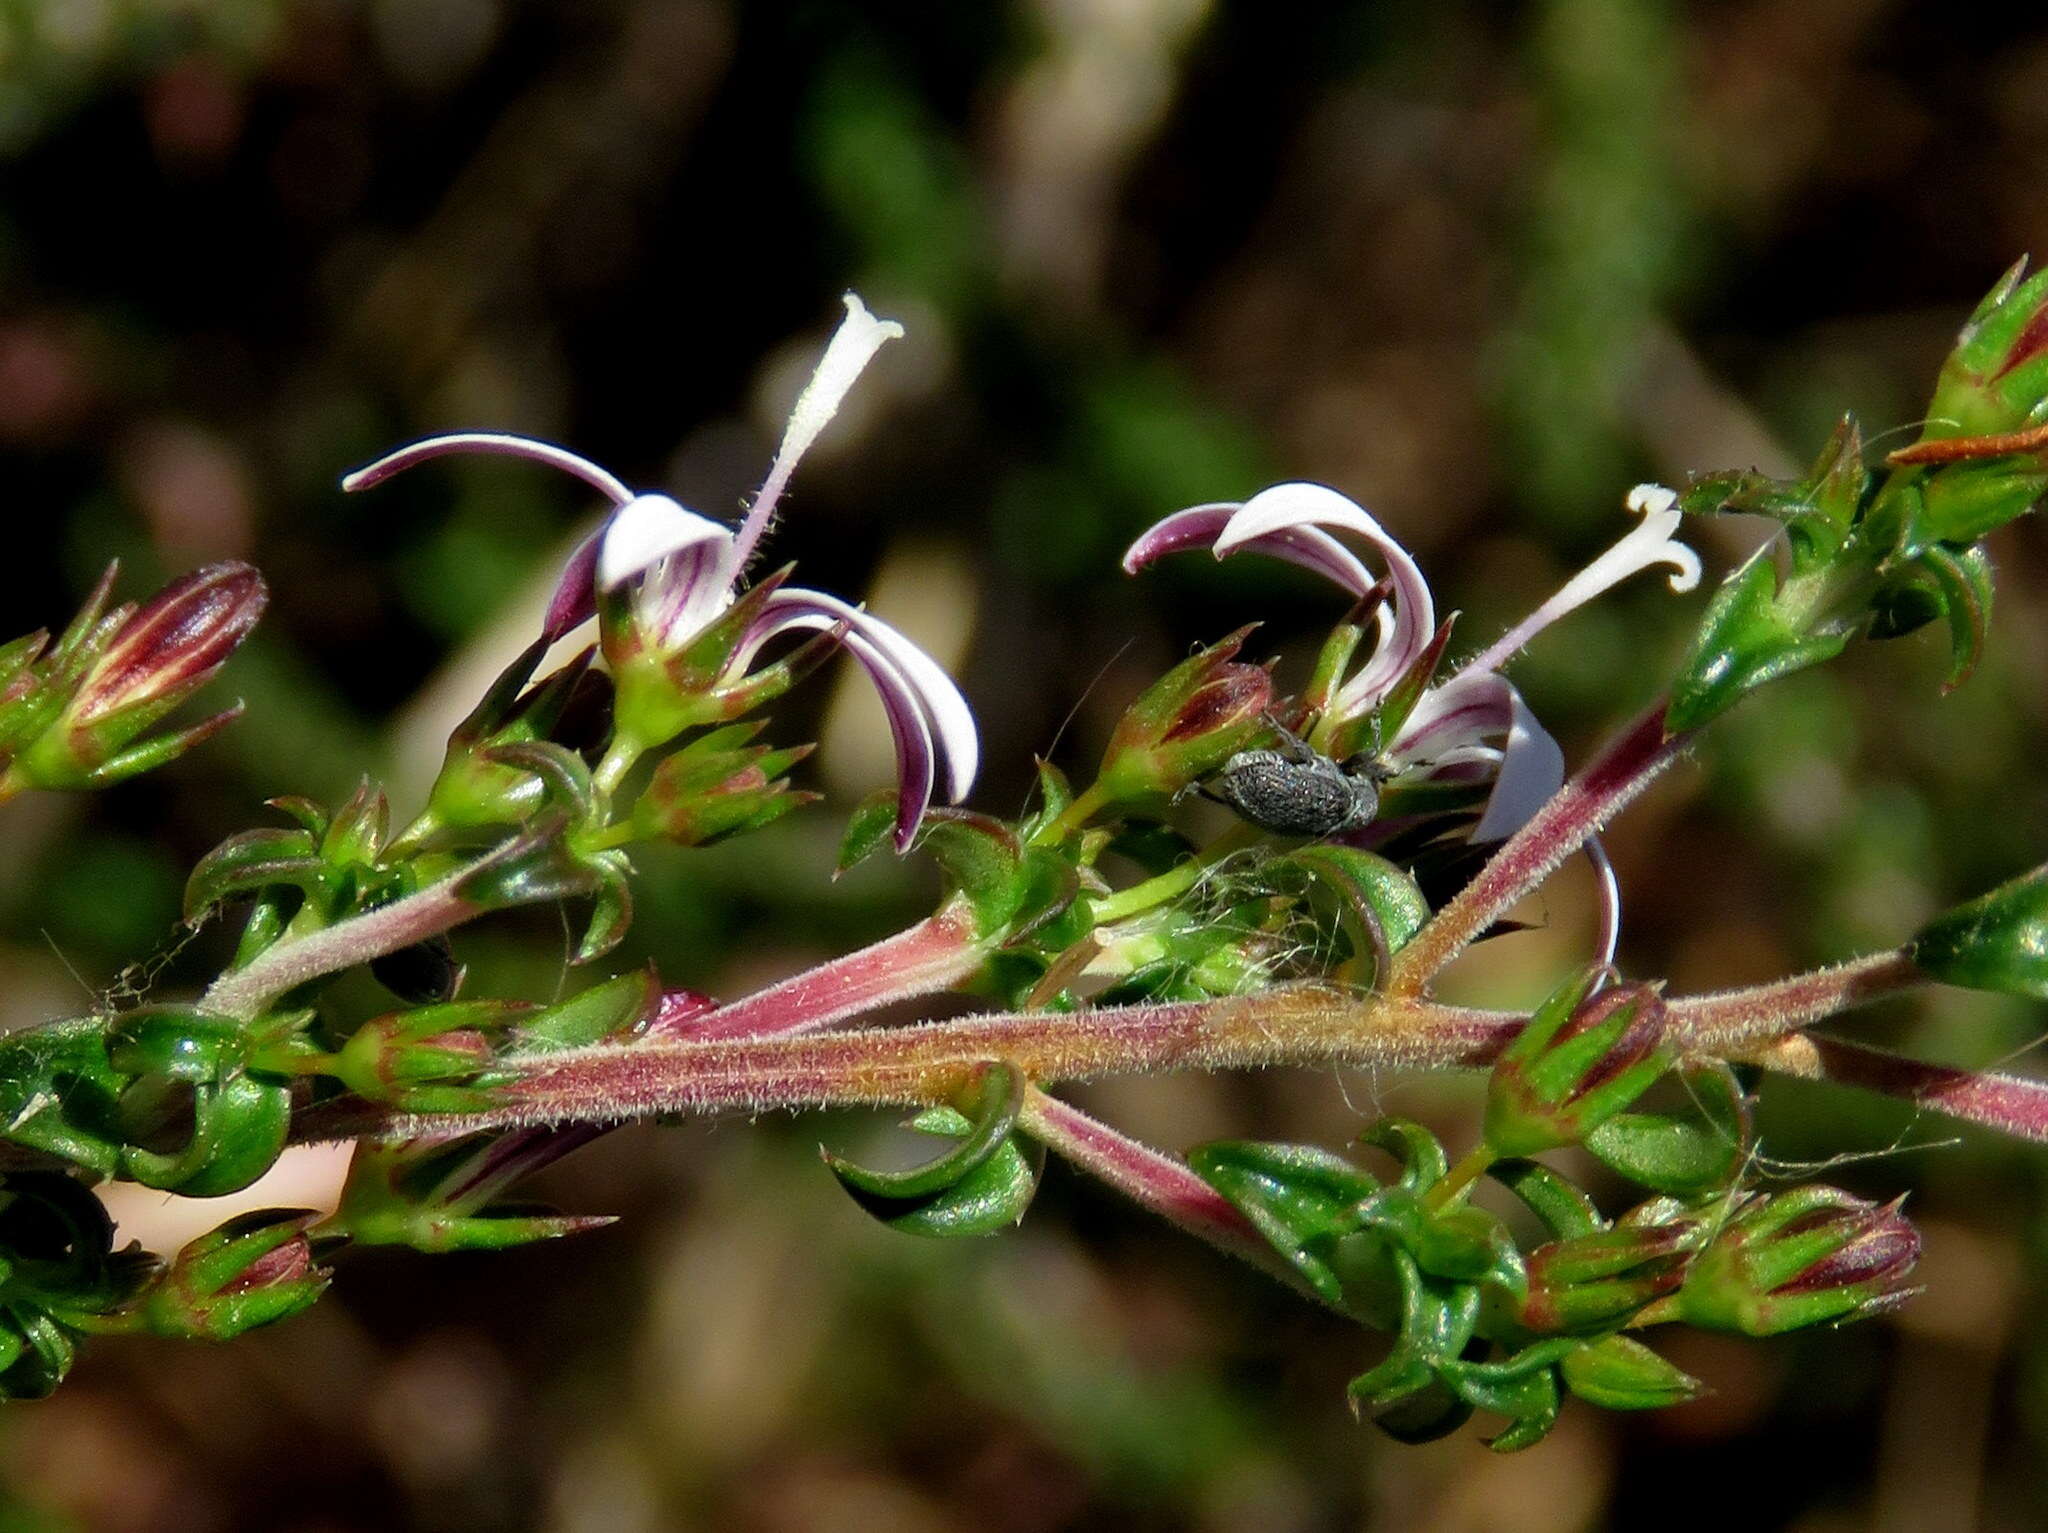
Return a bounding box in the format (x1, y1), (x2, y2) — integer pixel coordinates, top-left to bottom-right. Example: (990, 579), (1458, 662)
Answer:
(739, 601), (943, 850)
(342, 433), (635, 505)
(543, 530), (602, 640)
(1218, 483), (1435, 699)
(596, 495), (736, 591)
(1122, 504), (1240, 571)
(754, 587), (979, 803)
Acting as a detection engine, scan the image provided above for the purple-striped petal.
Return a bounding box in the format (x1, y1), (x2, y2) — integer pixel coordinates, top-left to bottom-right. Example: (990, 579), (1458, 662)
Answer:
(738, 588), (979, 848)
(1394, 668), (1564, 843)
(1123, 502), (1382, 597)
(597, 494), (736, 592)
(341, 432), (635, 506)
(1218, 483), (1435, 709)
(542, 530), (602, 640)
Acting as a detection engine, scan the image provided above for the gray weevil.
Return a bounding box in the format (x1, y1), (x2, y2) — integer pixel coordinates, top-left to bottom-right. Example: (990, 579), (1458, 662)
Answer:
(1202, 725), (1395, 838)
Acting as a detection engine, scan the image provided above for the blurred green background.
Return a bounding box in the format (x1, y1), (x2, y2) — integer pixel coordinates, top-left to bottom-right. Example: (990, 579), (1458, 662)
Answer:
(4, 1), (2048, 1528)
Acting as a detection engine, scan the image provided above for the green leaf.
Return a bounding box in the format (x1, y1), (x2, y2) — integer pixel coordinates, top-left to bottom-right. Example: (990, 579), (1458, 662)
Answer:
(182, 828), (327, 919)
(1559, 1334), (1702, 1411)
(1354, 1187), (1526, 1300)
(519, 968), (658, 1053)
(1355, 1117), (1449, 1195)
(1277, 844), (1430, 972)
(1187, 1140), (1379, 1303)
(916, 811), (1028, 937)
(1584, 1061), (1752, 1199)
(852, 1134), (1044, 1238)
(825, 1062), (1026, 1201)
(1910, 862), (2048, 999)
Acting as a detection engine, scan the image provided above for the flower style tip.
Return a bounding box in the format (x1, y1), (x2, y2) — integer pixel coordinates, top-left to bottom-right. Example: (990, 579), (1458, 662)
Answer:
(734, 292), (905, 569)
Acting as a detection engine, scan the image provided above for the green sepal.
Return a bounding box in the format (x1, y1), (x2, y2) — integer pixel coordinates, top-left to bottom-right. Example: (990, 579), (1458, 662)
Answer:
(119, 1073), (291, 1197)
(1489, 1158), (1604, 1241)
(518, 968), (658, 1053)
(1559, 1334), (1702, 1412)
(1667, 556), (1850, 733)
(321, 778), (390, 867)
(825, 1062), (1025, 1201)
(1274, 844), (1430, 973)
(1912, 461), (2048, 546)
(1186, 1140), (1379, 1304)
(1919, 257), (2048, 440)
(849, 1130), (1043, 1239)
(1910, 861), (2048, 1000)
(837, 789), (899, 875)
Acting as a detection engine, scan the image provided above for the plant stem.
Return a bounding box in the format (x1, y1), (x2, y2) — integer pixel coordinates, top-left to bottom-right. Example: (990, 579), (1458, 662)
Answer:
(202, 877), (479, 1020)
(1388, 703), (1684, 996)
(1667, 951), (1925, 1051)
(1423, 1146), (1495, 1212)
(1742, 1032), (2048, 1143)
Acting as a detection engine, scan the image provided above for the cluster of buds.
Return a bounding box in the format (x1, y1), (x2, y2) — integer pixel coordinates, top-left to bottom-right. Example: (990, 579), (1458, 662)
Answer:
(0, 561), (265, 795)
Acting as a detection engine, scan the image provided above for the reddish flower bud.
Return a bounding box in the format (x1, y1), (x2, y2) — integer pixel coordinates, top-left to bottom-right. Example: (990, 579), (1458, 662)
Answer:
(1485, 973), (1669, 1157)
(1095, 627), (1276, 805)
(11, 562), (265, 790)
(1678, 1186), (1920, 1336)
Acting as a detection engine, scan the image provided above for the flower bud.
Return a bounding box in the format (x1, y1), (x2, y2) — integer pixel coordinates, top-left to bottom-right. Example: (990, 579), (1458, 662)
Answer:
(1919, 259), (2048, 441)
(1520, 1201), (1711, 1334)
(1485, 974), (1669, 1158)
(1095, 627), (1274, 806)
(140, 1209), (329, 1342)
(1678, 1185), (1920, 1336)
(628, 723), (817, 846)
(13, 562), (265, 790)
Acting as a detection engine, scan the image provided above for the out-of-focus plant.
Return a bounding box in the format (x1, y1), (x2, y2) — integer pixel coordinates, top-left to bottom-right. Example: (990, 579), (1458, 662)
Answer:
(6, 275), (2048, 1454)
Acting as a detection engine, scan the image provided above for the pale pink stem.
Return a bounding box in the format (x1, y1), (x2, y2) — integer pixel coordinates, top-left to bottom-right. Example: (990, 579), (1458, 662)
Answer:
(203, 879), (478, 1020)
(1667, 952), (1925, 1052)
(685, 900), (985, 1040)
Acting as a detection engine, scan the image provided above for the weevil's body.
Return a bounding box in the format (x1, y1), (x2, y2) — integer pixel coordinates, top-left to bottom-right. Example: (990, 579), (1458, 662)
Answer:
(1205, 729), (1389, 837)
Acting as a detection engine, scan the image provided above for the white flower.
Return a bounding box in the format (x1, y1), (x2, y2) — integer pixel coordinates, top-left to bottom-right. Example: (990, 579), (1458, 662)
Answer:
(1124, 481), (1700, 961)
(344, 295), (975, 850)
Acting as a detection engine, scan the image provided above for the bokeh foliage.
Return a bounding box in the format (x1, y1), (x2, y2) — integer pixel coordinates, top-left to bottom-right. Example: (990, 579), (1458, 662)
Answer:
(4, 1), (2048, 1528)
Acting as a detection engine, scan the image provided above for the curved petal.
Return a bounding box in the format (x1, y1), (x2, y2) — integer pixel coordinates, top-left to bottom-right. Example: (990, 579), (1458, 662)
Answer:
(597, 494), (736, 591)
(1220, 483), (1435, 707)
(542, 530), (602, 639)
(1392, 669), (1564, 843)
(1464, 482), (1702, 676)
(342, 433), (634, 506)
(1122, 503), (1377, 595)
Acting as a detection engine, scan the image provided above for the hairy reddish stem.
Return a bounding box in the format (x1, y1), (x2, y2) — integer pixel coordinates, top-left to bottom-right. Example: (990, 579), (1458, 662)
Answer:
(1667, 951), (1926, 1051)
(203, 878), (479, 1020)
(1389, 703), (1685, 995)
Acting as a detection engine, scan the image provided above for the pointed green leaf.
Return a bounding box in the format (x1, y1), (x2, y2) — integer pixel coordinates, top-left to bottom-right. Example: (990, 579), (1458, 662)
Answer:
(1910, 862), (2048, 999)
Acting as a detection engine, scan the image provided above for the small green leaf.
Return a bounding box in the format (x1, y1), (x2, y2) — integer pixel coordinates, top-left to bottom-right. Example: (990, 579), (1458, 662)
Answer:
(1910, 863), (2048, 999)
(1188, 1140), (1380, 1303)
(1559, 1334), (1702, 1411)
(825, 1062), (1026, 1201)
(1278, 844), (1431, 972)
(1584, 1061), (1752, 1199)
(519, 968), (658, 1053)
(1489, 1159), (1605, 1241)
(184, 828), (328, 919)
(852, 1134), (1044, 1238)
(1668, 557), (1850, 733)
